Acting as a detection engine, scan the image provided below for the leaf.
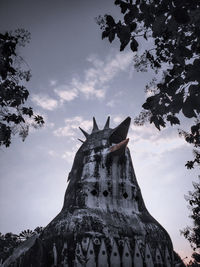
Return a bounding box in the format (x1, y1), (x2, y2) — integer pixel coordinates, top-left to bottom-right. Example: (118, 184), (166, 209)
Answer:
(139, 3), (147, 12)
(182, 97), (197, 118)
(170, 92), (184, 113)
(34, 115), (44, 125)
(186, 59), (200, 82)
(106, 15), (115, 27)
(124, 12), (134, 25)
(102, 29), (109, 39)
(191, 124), (200, 135)
(185, 161), (194, 169)
(173, 8), (190, 24)
(150, 115), (166, 130)
(189, 84), (199, 95)
(142, 96), (156, 110)
(0, 123), (11, 147)
(22, 107), (33, 117)
(120, 40), (129, 51)
(117, 25), (131, 51)
(130, 38), (138, 52)
(167, 115), (180, 126)
(129, 22), (137, 32)
(108, 30), (115, 43)
(117, 25), (131, 41)
(120, 2), (129, 14)
(152, 14), (166, 37)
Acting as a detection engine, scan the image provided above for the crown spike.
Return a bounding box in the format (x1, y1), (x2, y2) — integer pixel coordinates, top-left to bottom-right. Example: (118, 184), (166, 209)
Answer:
(92, 117), (99, 132)
(104, 116), (110, 129)
(78, 139), (84, 143)
(79, 127), (89, 138)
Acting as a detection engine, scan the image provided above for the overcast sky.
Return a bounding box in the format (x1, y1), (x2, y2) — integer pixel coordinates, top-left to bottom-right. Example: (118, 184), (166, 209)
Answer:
(0, 0), (198, 263)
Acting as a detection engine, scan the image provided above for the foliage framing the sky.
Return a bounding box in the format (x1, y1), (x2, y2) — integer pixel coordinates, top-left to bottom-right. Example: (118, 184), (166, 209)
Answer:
(0, 29), (44, 147)
(181, 179), (200, 265)
(97, 0), (200, 168)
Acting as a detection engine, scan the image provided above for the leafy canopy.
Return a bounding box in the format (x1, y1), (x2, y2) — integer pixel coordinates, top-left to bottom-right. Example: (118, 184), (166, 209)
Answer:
(97, 0), (200, 168)
(181, 178), (200, 265)
(0, 29), (44, 147)
(0, 227), (43, 263)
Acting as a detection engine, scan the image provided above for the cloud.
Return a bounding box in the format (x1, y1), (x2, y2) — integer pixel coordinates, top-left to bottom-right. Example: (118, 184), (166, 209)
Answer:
(128, 123), (186, 162)
(53, 116), (93, 137)
(62, 144), (80, 164)
(32, 94), (58, 111)
(71, 77), (104, 99)
(54, 87), (78, 102)
(113, 115), (124, 124)
(48, 150), (57, 157)
(106, 100), (116, 107)
(49, 80), (57, 86)
(106, 91), (123, 108)
(32, 52), (133, 110)
(54, 51), (133, 102)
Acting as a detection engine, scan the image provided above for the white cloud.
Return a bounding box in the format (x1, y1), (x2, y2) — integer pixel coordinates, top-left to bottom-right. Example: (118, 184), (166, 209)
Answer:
(32, 94), (58, 111)
(71, 77), (105, 99)
(106, 100), (115, 107)
(54, 86), (78, 102)
(113, 115), (123, 124)
(53, 51), (132, 102)
(128, 123), (186, 161)
(62, 144), (80, 164)
(49, 80), (57, 86)
(54, 116), (92, 137)
(98, 52), (132, 84)
(106, 91), (123, 108)
(48, 150), (57, 157)
(36, 52), (132, 107)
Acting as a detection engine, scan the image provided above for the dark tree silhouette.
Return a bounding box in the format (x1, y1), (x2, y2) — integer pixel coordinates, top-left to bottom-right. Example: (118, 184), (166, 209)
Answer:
(0, 232), (20, 263)
(0, 29), (44, 147)
(97, 0), (200, 168)
(181, 178), (200, 266)
(0, 227), (44, 263)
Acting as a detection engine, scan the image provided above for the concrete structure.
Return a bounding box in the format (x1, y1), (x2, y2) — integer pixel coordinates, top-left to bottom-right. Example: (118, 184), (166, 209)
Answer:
(3, 117), (174, 266)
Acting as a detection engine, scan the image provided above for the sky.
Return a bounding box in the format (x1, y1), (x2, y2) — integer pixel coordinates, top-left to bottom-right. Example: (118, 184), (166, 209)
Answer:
(0, 0), (198, 263)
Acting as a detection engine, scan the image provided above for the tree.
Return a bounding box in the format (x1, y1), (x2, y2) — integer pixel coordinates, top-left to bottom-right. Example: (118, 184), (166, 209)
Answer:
(96, 0), (200, 168)
(181, 178), (200, 266)
(0, 227), (43, 263)
(0, 232), (20, 263)
(0, 29), (44, 147)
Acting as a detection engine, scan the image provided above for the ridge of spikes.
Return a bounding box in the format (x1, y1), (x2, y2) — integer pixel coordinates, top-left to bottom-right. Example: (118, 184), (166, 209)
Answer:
(79, 127), (89, 138)
(92, 117), (99, 132)
(79, 117), (112, 141)
(104, 116), (110, 129)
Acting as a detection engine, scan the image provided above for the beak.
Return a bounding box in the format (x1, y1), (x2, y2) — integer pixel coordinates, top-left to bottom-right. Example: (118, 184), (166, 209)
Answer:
(109, 138), (129, 156)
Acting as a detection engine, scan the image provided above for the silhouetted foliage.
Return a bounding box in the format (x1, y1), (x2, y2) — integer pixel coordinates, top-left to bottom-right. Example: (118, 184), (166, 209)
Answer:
(0, 227), (43, 263)
(181, 178), (200, 266)
(97, 0), (200, 167)
(179, 123), (200, 169)
(0, 232), (20, 263)
(0, 29), (44, 147)
(173, 251), (186, 266)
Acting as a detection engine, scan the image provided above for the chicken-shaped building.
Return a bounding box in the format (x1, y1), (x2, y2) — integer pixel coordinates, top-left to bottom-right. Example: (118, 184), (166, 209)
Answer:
(3, 117), (174, 267)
